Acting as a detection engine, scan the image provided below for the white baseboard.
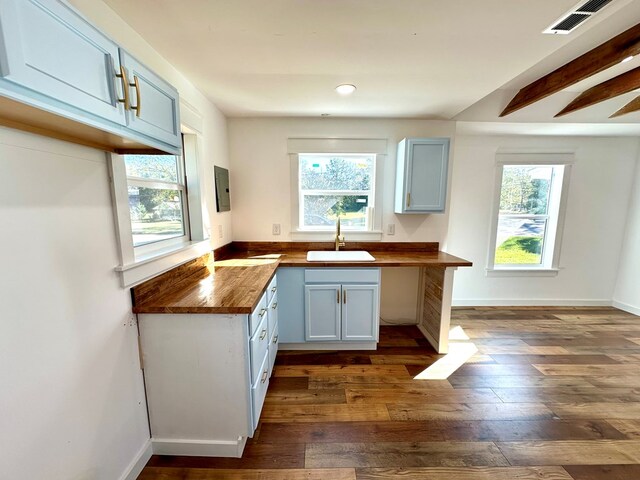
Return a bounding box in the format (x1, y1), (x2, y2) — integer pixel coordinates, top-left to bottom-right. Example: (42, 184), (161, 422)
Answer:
(280, 341), (377, 350)
(152, 437), (247, 457)
(612, 300), (640, 316)
(119, 439), (152, 480)
(452, 299), (612, 307)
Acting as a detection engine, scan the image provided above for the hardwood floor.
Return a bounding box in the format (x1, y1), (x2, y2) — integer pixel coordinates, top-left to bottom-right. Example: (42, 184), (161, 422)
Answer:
(137, 306), (640, 480)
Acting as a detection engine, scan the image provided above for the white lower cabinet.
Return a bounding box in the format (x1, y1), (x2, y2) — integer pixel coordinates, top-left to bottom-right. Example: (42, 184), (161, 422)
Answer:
(138, 275), (278, 458)
(304, 268), (380, 343)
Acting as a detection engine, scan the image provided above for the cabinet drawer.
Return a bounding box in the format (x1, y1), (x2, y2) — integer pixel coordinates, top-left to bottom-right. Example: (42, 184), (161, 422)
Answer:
(268, 292), (278, 337)
(249, 293), (268, 338)
(249, 312), (270, 385)
(251, 350), (270, 431)
(269, 323), (279, 377)
(305, 268), (380, 284)
(266, 275), (278, 304)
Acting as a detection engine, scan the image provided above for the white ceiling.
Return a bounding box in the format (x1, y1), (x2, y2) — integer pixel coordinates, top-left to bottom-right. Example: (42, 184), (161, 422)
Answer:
(104, 0), (640, 121)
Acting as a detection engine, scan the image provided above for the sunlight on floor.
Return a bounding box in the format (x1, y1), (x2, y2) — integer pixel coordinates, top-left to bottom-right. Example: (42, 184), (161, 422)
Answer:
(413, 325), (477, 380)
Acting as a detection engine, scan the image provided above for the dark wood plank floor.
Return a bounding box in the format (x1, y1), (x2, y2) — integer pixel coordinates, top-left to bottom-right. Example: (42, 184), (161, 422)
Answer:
(138, 306), (640, 480)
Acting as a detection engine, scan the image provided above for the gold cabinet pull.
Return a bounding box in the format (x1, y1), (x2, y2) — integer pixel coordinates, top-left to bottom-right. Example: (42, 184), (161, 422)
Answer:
(261, 370), (268, 383)
(272, 302), (277, 309)
(343, 290), (347, 304)
(130, 75), (141, 117)
(260, 329), (267, 340)
(271, 286), (277, 293)
(259, 308), (267, 318)
(407, 192), (411, 207)
(273, 335), (278, 344)
(336, 290), (340, 303)
(115, 65), (130, 110)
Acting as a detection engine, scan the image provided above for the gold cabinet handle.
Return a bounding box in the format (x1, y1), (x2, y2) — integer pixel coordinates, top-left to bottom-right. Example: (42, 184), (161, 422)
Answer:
(271, 286), (277, 293)
(343, 290), (347, 304)
(260, 329), (267, 341)
(115, 65), (130, 110)
(129, 75), (141, 117)
(407, 192), (411, 208)
(336, 290), (340, 303)
(272, 302), (278, 310)
(261, 370), (268, 383)
(259, 308), (267, 318)
(273, 335), (278, 344)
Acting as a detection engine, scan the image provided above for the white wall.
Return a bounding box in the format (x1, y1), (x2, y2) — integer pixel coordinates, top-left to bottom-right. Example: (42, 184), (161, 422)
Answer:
(1, 1), (231, 479)
(228, 117), (455, 323)
(0, 129), (150, 480)
(614, 151), (640, 315)
(448, 134), (639, 305)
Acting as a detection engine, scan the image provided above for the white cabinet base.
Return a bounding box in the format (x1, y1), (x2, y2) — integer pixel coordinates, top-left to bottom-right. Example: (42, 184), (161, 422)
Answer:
(281, 341), (377, 351)
(151, 437), (247, 458)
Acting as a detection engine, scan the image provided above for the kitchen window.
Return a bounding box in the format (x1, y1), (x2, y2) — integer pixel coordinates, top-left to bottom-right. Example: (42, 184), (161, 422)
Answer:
(298, 153), (375, 231)
(488, 154), (572, 275)
(109, 133), (210, 287)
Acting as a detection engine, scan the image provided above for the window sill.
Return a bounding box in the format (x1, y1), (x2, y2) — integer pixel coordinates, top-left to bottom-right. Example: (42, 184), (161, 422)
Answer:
(291, 229), (384, 241)
(115, 240), (211, 287)
(486, 267), (560, 277)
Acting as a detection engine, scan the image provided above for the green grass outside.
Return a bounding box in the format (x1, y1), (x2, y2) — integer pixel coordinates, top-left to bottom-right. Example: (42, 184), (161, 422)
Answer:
(495, 236), (542, 264)
(132, 220), (183, 235)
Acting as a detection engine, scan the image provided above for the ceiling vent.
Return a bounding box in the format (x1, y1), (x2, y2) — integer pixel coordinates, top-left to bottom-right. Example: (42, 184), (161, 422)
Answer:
(544, 0), (615, 34)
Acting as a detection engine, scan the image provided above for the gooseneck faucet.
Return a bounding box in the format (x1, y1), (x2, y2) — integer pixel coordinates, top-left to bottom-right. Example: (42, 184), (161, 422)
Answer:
(335, 216), (345, 251)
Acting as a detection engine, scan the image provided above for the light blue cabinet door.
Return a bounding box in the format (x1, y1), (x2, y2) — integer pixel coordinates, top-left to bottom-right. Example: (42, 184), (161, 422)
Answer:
(395, 138), (449, 213)
(305, 284), (341, 341)
(119, 51), (181, 148)
(341, 285), (379, 341)
(277, 268), (305, 343)
(0, 0), (126, 125)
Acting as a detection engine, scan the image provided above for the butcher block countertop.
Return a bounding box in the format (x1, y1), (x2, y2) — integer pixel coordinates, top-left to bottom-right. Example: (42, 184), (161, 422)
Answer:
(131, 242), (472, 315)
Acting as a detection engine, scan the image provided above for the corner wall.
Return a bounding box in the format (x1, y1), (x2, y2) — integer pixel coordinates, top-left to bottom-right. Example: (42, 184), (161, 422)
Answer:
(448, 134), (639, 305)
(614, 149), (640, 315)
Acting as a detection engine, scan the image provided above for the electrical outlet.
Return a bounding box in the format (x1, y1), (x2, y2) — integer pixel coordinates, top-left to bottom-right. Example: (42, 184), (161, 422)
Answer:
(387, 223), (395, 235)
(272, 223), (281, 235)
(218, 225), (223, 239)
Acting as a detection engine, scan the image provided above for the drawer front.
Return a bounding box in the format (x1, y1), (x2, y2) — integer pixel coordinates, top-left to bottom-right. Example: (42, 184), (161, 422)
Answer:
(249, 292), (268, 338)
(269, 323), (279, 377)
(305, 268), (380, 284)
(249, 312), (270, 385)
(251, 350), (270, 432)
(268, 291), (278, 337)
(266, 274), (278, 304)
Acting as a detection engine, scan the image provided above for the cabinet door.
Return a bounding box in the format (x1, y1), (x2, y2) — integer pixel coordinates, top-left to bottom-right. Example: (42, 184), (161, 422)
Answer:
(406, 139), (449, 212)
(341, 285), (379, 341)
(305, 284), (341, 341)
(119, 50), (181, 147)
(0, 0), (126, 125)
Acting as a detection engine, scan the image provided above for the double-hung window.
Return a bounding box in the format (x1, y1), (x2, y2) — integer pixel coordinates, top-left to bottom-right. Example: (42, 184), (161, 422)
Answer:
(489, 156), (572, 273)
(124, 153), (190, 254)
(298, 153), (375, 231)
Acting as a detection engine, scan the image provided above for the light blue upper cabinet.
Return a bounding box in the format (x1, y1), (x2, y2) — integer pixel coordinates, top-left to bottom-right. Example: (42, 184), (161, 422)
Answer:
(394, 138), (450, 213)
(0, 0), (181, 154)
(119, 51), (181, 148)
(0, 0), (126, 125)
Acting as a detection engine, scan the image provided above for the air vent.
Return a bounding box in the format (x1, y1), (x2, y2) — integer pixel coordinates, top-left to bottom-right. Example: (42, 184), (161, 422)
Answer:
(544, 0), (615, 34)
(576, 0), (614, 13)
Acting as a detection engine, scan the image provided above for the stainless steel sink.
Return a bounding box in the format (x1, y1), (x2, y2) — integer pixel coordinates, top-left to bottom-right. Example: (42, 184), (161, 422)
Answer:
(306, 251), (375, 262)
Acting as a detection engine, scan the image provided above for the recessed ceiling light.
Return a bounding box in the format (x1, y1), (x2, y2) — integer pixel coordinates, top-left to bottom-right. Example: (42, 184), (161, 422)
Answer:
(321, 113), (331, 117)
(336, 84), (356, 95)
(622, 56), (634, 63)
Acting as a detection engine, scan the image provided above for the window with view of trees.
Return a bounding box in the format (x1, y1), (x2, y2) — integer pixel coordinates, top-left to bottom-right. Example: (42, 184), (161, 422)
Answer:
(492, 164), (566, 268)
(299, 154), (375, 230)
(124, 153), (189, 248)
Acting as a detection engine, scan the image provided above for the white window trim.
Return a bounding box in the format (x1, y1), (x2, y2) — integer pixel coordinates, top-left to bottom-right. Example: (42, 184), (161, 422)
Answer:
(288, 138), (387, 241)
(486, 153), (573, 276)
(108, 128), (209, 287)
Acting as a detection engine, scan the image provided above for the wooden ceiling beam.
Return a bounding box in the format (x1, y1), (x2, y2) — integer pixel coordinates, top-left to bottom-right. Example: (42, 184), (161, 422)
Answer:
(500, 22), (640, 117)
(555, 66), (640, 117)
(610, 95), (640, 117)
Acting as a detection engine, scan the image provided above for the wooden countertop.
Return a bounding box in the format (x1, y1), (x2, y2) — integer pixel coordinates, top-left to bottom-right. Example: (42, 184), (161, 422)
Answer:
(131, 242), (472, 315)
